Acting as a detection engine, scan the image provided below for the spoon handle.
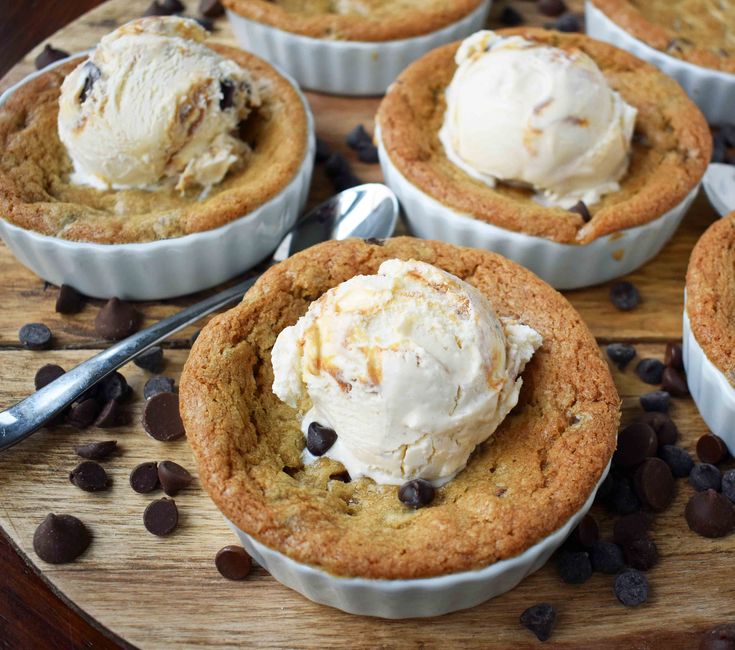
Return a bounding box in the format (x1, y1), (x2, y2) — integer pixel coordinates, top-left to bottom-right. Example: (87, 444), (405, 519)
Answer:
(0, 276), (257, 452)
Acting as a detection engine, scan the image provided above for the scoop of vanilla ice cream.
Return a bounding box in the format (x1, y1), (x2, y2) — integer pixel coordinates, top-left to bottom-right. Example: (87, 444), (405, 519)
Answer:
(271, 259), (542, 486)
(57, 17), (260, 193)
(439, 31), (637, 208)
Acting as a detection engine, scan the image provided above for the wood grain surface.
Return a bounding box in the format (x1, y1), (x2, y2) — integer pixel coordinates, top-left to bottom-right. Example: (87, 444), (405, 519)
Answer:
(0, 0), (730, 648)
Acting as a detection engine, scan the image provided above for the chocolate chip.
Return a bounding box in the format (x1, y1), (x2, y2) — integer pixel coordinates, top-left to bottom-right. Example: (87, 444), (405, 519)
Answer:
(130, 462), (160, 494)
(97, 371), (131, 403)
(712, 132), (727, 163)
(144, 375), (176, 400)
(306, 422), (337, 456)
(697, 433), (729, 465)
(590, 540), (625, 574)
(199, 0), (225, 17)
(195, 17), (214, 31)
(609, 281), (640, 311)
(538, 0), (567, 16)
(623, 538), (659, 571)
(215, 545), (252, 580)
(520, 603), (556, 642)
(35, 44), (69, 70)
(55, 284), (84, 314)
(19, 323), (52, 350)
(142, 392), (185, 442)
(356, 144), (379, 164)
(74, 440), (117, 460)
(601, 472), (641, 515)
(34, 364), (65, 390)
(315, 137), (331, 163)
(94, 400), (125, 428)
(499, 5), (524, 26)
(346, 124), (372, 150)
(33, 514), (90, 564)
(161, 0), (185, 11)
(79, 62), (101, 104)
(556, 550), (592, 584)
(689, 463), (722, 492)
(143, 498), (178, 536)
(635, 358), (665, 384)
(572, 514), (599, 547)
(722, 124), (735, 148)
(722, 470), (735, 504)
(634, 457), (675, 511)
(661, 366), (689, 397)
(659, 445), (694, 478)
(158, 460), (193, 496)
(640, 390), (670, 413)
(664, 342), (684, 370)
(685, 489), (735, 538)
(134, 346), (165, 373)
(220, 80), (235, 110)
(553, 12), (582, 32)
(569, 200), (591, 223)
(69, 461), (109, 492)
(95, 298), (140, 341)
(68, 398), (102, 429)
(613, 422), (658, 468)
(614, 569), (649, 606)
(636, 412), (678, 446)
(606, 343), (636, 370)
(700, 624), (735, 650)
(143, 1), (168, 16)
(613, 511), (652, 546)
(398, 479), (435, 509)
(324, 153), (363, 192)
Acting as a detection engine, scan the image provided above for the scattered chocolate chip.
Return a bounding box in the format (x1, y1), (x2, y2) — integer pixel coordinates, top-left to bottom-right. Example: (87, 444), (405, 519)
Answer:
(34, 44), (70, 70)
(609, 281), (640, 311)
(623, 538), (659, 571)
(33, 514), (90, 564)
(158, 460), (193, 496)
(144, 375), (176, 400)
(722, 469), (735, 504)
(697, 433), (729, 465)
(315, 137), (331, 163)
(143, 392), (185, 442)
(556, 550), (592, 584)
(79, 62), (101, 104)
(97, 371), (131, 402)
(659, 445), (694, 478)
(640, 390), (670, 413)
(219, 80), (235, 110)
(613, 422), (658, 468)
(569, 200), (591, 223)
(74, 440), (117, 460)
(356, 144), (379, 164)
(722, 124), (735, 148)
(199, 0), (225, 17)
(685, 489), (735, 538)
(195, 17), (214, 31)
(712, 133), (727, 163)
(572, 514), (599, 547)
(634, 457), (675, 511)
(398, 478), (435, 509)
(19, 323), (53, 350)
(69, 461), (109, 492)
(346, 124), (372, 150)
(700, 624), (735, 650)
(34, 364), (65, 390)
(306, 422), (338, 456)
(143, 0), (168, 15)
(215, 545), (252, 580)
(500, 5), (524, 26)
(143, 498), (178, 536)
(589, 540), (625, 574)
(601, 472), (641, 515)
(606, 343), (636, 370)
(689, 463), (722, 492)
(94, 400), (125, 428)
(520, 603), (556, 642)
(68, 399), (102, 429)
(614, 569), (649, 606)
(661, 366), (689, 397)
(134, 346), (165, 373)
(161, 0), (185, 11)
(635, 358), (665, 384)
(55, 284), (84, 314)
(636, 412), (678, 447)
(664, 342), (684, 370)
(130, 462), (160, 494)
(95, 298), (140, 341)
(553, 12), (582, 32)
(613, 511), (651, 546)
(538, 0), (566, 16)
(324, 153), (362, 192)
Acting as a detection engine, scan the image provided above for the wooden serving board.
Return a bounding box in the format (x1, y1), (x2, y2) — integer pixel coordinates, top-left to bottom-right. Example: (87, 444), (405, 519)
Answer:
(0, 1), (731, 648)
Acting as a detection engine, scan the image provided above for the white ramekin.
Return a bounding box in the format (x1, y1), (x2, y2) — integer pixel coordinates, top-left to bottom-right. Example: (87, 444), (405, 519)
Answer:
(226, 1), (492, 96)
(703, 163), (735, 217)
(0, 55), (315, 301)
(224, 462), (610, 619)
(377, 131), (699, 290)
(683, 307), (735, 456)
(585, 2), (735, 125)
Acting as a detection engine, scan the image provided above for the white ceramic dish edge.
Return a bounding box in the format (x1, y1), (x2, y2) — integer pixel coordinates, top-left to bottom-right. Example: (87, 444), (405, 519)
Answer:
(585, 2), (735, 125)
(226, 0), (492, 96)
(376, 129), (699, 290)
(682, 306), (735, 456)
(0, 54), (316, 301)
(703, 163), (735, 218)
(225, 460), (610, 619)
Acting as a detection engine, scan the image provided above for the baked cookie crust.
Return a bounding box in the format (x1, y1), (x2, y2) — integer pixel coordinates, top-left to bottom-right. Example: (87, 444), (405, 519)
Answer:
(686, 213), (735, 385)
(0, 46), (308, 244)
(591, 0), (735, 74)
(181, 237), (620, 579)
(222, 0), (485, 41)
(377, 28), (711, 245)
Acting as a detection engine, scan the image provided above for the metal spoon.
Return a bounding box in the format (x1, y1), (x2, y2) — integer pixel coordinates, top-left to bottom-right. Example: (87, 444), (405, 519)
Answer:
(0, 183), (399, 452)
